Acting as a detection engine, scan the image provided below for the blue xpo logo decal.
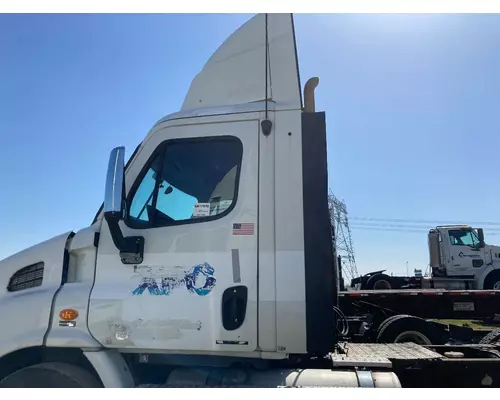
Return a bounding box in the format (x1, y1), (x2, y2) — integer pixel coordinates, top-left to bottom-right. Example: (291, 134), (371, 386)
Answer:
(131, 262), (216, 296)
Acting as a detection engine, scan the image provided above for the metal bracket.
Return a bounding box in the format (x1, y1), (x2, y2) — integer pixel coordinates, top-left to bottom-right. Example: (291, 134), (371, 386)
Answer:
(355, 369), (375, 387)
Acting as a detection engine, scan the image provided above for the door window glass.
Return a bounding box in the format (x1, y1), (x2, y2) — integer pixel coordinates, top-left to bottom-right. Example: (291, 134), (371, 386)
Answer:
(127, 137), (242, 228)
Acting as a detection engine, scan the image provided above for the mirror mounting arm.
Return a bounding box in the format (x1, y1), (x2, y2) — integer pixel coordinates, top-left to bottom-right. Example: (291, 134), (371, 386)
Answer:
(105, 212), (145, 264)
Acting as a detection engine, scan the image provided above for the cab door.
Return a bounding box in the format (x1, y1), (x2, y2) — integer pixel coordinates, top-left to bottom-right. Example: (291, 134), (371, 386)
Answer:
(445, 228), (485, 277)
(88, 119), (259, 353)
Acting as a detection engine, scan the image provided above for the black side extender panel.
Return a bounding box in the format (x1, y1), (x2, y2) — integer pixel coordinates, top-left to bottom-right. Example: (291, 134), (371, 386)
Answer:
(301, 111), (336, 355)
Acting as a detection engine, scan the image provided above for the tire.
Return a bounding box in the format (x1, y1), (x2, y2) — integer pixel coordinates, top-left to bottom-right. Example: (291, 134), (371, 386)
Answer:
(0, 362), (102, 388)
(366, 274), (394, 290)
(483, 271), (500, 290)
(377, 315), (407, 336)
(479, 328), (500, 344)
(376, 315), (443, 345)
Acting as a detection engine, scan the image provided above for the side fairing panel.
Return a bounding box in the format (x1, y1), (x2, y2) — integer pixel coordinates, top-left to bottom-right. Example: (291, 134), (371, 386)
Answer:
(45, 224), (102, 349)
(0, 232), (73, 357)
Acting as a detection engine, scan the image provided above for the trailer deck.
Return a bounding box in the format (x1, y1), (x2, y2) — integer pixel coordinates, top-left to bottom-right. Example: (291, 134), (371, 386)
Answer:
(339, 289), (500, 320)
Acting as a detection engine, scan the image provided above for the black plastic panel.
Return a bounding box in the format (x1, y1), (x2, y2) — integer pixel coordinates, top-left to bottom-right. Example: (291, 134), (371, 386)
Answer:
(301, 111), (336, 354)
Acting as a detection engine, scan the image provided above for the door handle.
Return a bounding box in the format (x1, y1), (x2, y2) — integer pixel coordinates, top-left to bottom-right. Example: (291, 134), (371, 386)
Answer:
(221, 285), (248, 331)
(473, 259), (484, 268)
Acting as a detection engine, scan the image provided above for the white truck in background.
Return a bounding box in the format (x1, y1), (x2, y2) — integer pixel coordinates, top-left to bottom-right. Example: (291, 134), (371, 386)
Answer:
(1, 13), (500, 388)
(351, 225), (500, 291)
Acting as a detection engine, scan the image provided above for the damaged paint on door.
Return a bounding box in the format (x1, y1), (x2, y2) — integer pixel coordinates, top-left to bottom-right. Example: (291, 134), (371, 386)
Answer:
(106, 318), (204, 345)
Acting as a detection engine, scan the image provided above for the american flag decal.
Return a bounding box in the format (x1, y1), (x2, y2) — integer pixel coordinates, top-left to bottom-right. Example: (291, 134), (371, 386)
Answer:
(232, 222), (255, 236)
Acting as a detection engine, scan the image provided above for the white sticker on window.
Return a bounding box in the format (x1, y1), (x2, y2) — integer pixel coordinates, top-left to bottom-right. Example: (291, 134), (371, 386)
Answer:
(210, 200), (233, 216)
(193, 203), (210, 217)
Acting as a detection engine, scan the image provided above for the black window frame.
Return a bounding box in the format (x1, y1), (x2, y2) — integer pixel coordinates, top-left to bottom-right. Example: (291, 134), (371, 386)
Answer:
(124, 135), (243, 230)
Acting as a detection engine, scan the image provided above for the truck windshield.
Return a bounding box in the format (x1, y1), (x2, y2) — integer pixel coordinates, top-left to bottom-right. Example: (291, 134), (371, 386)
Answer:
(448, 229), (480, 248)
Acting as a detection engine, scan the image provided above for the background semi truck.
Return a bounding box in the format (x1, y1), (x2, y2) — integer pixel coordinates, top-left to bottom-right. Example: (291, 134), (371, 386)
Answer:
(350, 225), (500, 291)
(2, 13), (500, 388)
(332, 226), (500, 346)
(338, 225), (500, 346)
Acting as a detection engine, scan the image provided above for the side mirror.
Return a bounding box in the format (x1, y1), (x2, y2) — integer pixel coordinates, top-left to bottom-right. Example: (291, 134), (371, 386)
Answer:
(103, 146), (144, 265)
(478, 228), (486, 248)
(104, 146), (125, 217)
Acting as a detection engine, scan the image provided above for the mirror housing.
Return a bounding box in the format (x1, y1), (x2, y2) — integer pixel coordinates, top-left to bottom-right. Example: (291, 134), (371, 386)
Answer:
(103, 146), (144, 264)
(478, 228), (485, 248)
(104, 146), (126, 217)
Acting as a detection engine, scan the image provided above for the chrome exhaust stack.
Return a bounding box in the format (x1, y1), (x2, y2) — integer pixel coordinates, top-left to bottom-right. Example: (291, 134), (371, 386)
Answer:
(303, 77), (319, 112)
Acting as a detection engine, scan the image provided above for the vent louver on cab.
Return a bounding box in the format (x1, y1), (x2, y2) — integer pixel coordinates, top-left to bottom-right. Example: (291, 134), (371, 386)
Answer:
(7, 262), (44, 292)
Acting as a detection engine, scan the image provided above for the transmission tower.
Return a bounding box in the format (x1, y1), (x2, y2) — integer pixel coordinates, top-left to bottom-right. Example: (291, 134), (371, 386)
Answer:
(328, 192), (359, 282)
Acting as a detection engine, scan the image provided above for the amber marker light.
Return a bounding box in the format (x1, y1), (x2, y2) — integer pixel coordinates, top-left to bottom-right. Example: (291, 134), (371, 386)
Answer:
(59, 309), (79, 321)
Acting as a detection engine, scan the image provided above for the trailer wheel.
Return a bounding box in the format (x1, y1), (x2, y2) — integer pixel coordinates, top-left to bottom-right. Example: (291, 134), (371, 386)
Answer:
(366, 273), (395, 290)
(376, 315), (442, 345)
(479, 329), (500, 344)
(0, 362), (102, 388)
(376, 314), (404, 335)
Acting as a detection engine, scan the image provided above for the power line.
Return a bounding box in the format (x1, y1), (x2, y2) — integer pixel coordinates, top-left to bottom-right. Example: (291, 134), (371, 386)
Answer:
(351, 225), (428, 232)
(351, 216), (500, 227)
(350, 222), (500, 231)
(350, 225), (500, 236)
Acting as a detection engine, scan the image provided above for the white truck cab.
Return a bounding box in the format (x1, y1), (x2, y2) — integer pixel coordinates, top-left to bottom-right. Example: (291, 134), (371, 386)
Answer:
(427, 225), (500, 289)
(0, 13), (403, 388)
(353, 225), (500, 291)
(3, 13), (500, 389)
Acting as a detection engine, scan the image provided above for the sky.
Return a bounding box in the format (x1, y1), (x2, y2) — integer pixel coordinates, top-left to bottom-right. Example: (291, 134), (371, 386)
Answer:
(1, 13), (500, 277)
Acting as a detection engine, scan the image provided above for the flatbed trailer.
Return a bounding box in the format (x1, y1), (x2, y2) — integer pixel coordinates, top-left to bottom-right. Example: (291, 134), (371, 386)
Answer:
(350, 270), (477, 291)
(337, 289), (500, 346)
(339, 289), (500, 320)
